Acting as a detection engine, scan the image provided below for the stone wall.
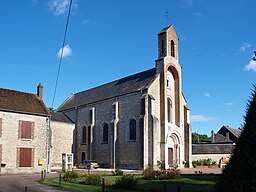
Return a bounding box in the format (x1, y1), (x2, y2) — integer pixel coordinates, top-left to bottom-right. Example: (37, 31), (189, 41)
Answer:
(50, 120), (75, 169)
(192, 153), (231, 164)
(64, 92), (145, 169)
(0, 111), (48, 174)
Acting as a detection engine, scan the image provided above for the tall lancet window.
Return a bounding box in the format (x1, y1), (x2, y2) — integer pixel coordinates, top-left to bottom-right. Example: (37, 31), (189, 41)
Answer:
(129, 119), (136, 141)
(168, 98), (172, 123)
(161, 39), (165, 56)
(171, 40), (175, 57)
(103, 123), (108, 143)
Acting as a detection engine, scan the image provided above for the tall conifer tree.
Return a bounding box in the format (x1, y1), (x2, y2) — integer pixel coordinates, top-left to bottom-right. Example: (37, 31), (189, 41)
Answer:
(215, 87), (256, 191)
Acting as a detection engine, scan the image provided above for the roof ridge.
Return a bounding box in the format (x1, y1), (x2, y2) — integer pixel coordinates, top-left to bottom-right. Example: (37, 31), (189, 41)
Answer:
(0, 87), (35, 96)
(58, 68), (156, 111)
(0, 87), (50, 115)
(74, 68), (155, 95)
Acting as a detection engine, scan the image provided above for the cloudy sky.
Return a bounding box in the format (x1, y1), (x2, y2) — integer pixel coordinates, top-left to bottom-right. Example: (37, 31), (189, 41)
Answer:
(0, 0), (255, 135)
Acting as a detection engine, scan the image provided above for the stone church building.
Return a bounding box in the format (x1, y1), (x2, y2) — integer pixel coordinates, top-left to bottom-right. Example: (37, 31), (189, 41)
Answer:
(58, 25), (192, 169)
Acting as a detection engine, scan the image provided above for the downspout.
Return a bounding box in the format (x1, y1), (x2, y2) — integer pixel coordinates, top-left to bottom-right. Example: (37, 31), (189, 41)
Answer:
(47, 115), (52, 172)
(74, 106), (78, 164)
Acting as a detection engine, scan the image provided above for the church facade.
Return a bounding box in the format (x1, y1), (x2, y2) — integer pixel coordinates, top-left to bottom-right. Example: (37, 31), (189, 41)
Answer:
(58, 25), (192, 169)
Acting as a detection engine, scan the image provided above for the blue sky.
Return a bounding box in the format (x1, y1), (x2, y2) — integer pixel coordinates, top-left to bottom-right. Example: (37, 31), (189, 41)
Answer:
(1, 0), (256, 135)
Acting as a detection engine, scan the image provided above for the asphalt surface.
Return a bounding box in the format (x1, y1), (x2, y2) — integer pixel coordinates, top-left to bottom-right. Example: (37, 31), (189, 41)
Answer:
(0, 173), (62, 192)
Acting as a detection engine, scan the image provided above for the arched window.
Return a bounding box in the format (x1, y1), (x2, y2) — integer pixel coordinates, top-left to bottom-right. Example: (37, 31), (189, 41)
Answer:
(171, 40), (175, 57)
(81, 152), (86, 161)
(103, 123), (108, 143)
(81, 126), (86, 144)
(168, 98), (172, 123)
(129, 119), (136, 141)
(161, 39), (165, 56)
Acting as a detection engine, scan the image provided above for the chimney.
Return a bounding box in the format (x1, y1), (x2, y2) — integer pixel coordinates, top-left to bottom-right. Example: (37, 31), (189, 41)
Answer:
(37, 83), (43, 99)
(211, 130), (215, 143)
(226, 131), (230, 139)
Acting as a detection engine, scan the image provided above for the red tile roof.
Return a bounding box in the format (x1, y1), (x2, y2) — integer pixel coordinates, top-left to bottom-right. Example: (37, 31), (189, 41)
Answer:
(0, 88), (50, 115)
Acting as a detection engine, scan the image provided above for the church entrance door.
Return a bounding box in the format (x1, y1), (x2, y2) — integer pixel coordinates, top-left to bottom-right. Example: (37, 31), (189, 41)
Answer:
(168, 148), (173, 167)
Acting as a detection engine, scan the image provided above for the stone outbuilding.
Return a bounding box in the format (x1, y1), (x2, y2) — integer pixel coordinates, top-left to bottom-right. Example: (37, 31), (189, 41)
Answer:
(192, 125), (241, 167)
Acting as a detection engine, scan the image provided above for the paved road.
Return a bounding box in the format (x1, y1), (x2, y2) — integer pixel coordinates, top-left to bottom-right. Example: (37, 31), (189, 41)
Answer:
(0, 173), (62, 192)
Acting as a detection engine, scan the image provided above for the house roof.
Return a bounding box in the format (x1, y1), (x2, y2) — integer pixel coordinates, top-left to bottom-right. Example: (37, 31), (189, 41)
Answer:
(219, 126), (241, 138)
(192, 144), (235, 154)
(0, 88), (49, 116)
(58, 68), (156, 111)
(203, 133), (234, 144)
(51, 112), (74, 123)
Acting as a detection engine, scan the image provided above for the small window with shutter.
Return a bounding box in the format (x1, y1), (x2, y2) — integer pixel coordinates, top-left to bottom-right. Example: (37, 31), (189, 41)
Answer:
(19, 121), (34, 139)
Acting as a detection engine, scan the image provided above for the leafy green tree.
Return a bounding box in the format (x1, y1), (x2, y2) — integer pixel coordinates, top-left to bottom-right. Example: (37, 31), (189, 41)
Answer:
(215, 86), (256, 191)
(47, 107), (56, 113)
(192, 132), (208, 143)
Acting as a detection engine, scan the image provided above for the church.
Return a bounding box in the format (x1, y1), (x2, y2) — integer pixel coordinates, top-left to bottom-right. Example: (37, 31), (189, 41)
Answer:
(57, 25), (192, 169)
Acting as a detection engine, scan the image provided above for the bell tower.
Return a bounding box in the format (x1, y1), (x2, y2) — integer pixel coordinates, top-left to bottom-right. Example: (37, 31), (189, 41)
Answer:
(156, 25), (179, 72)
(155, 25), (184, 167)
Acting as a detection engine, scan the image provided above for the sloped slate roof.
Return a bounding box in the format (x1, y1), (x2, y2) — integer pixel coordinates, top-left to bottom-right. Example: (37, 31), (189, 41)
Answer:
(51, 112), (74, 123)
(192, 144), (235, 154)
(203, 133), (234, 144)
(224, 126), (241, 138)
(0, 88), (49, 115)
(58, 68), (156, 111)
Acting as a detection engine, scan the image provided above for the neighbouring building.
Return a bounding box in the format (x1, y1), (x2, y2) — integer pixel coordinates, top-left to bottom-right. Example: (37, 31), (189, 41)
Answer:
(192, 125), (241, 167)
(0, 84), (74, 174)
(57, 25), (192, 169)
(50, 112), (75, 169)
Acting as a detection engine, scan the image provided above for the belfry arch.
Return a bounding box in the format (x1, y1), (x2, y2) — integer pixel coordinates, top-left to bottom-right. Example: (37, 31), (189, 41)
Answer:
(167, 66), (180, 126)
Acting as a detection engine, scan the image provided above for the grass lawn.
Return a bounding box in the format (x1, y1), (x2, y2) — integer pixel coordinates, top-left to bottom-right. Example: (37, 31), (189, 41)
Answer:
(39, 174), (219, 192)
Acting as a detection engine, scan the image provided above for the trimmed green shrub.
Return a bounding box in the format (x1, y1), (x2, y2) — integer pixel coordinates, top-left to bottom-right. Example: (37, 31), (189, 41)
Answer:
(192, 158), (215, 167)
(215, 86), (256, 191)
(112, 167), (124, 176)
(143, 167), (162, 180)
(114, 175), (139, 189)
(143, 167), (180, 180)
(63, 171), (80, 181)
(166, 169), (181, 179)
(79, 174), (102, 185)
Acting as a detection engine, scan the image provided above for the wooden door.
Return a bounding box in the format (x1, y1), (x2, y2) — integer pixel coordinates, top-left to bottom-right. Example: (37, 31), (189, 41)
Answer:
(19, 148), (32, 167)
(168, 148), (173, 167)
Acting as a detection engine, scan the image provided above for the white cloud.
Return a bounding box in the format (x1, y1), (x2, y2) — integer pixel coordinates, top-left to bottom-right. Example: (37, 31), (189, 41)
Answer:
(57, 45), (72, 58)
(239, 42), (251, 52)
(204, 92), (211, 97)
(245, 60), (256, 71)
(191, 115), (216, 123)
(48, 0), (78, 16)
(224, 102), (234, 107)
